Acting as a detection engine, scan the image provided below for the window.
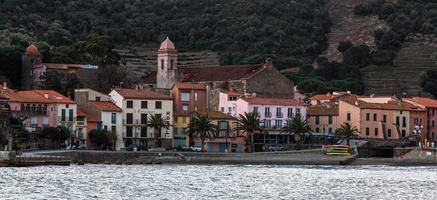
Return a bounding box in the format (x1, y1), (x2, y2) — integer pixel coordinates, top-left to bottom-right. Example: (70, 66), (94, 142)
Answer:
(402, 130), (406, 137)
(111, 126), (116, 134)
(328, 128), (332, 133)
(194, 92), (198, 101)
(155, 101), (162, 109)
(126, 113), (133, 124)
(126, 101), (133, 108)
(253, 107), (259, 114)
(69, 109), (74, 122)
(182, 105), (189, 112)
(402, 116), (407, 128)
(181, 92), (190, 101)
(43, 117), (49, 125)
(347, 113), (351, 121)
(228, 96), (237, 101)
(97, 122), (102, 130)
(265, 107), (271, 117)
(111, 113), (117, 124)
(194, 106), (198, 111)
(228, 107), (232, 113)
(126, 126), (133, 137)
(287, 108), (293, 117)
(366, 113), (370, 121)
(366, 128), (370, 136)
(297, 108), (301, 113)
(264, 120), (271, 128)
(374, 128), (378, 136)
(315, 116), (320, 125)
(275, 120), (282, 129)
(276, 107), (282, 118)
(433, 132), (435, 140)
(396, 116), (400, 125)
(31, 117), (37, 126)
(373, 113), (377, 121)
(104, 125), (108, 131)
(387, 129), (392, 137)
(61, 109), (66, 121)
(316, 128), (320, 133)
(155, 113), (162, 119)
(400, 110), (403, 115)
(141, 114), (147, 125)
(161, 59), (164, 70)
(141, 101), (148, 109)
(383, 115), (387, 123)
(221, 107), (224, 112)
(141, 127), (147, 137)
(218, 121), (229, 130)
(328, 116), (333, 124)
(433, 120), (435, 128)
(170, 59), (174, 70)
(96, 97), (101, 101)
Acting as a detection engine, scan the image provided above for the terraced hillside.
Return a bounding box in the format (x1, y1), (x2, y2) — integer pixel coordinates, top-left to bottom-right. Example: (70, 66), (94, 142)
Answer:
(322, 0), (389, 62)
(114, 49), (220, 83)
(362, 43), (437, 96)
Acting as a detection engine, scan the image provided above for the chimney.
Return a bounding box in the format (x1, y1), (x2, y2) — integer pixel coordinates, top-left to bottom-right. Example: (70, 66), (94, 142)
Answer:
(2, 82), (6, 90)
(44, 93), (49, 99)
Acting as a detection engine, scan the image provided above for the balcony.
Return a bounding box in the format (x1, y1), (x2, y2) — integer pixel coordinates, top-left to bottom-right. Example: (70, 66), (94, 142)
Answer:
(265, 112), (272, 118)
(58, 116), (76, 123)
(276, 112), (283, 118)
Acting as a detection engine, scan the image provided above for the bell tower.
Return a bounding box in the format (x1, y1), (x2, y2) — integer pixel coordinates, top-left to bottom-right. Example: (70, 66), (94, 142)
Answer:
(156, 37), (178, 89)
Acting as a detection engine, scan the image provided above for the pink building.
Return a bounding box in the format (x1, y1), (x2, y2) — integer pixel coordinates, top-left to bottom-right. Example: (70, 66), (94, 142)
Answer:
(0, 84), (77, 135)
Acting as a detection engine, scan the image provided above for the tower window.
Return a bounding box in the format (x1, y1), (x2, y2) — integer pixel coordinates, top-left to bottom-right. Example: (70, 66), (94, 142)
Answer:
(161, 59), (164, 70)
(170, 59), (174, 70)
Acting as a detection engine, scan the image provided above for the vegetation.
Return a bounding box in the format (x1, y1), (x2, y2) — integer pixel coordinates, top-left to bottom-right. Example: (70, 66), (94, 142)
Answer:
(0, 0), (330, 69)
(282, 115), (311, 148)
(147, 114), (169, 148)
(420, 70), (437, 98)
(335, 123), (359, 146)
(38, 126), (70, 142)
(88, 129), (117, 150)
(235, 112), (261, 153)
(0, 133), (7, 147)
(186, 114), (217, 152)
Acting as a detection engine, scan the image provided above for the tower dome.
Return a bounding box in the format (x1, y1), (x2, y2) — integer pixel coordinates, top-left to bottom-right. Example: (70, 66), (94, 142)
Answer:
(25, 44), (39, 56)
(158, 37), (176, 53)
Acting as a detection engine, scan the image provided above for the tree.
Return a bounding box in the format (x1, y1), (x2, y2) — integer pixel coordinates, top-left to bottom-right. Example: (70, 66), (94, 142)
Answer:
(39, 126), (69, 141)
(420, 70), (437, 98)
(337, 41), (353, 53)
(186, 114), (217, 152)
(147, 114), (169, 148)
(88, 129), (114, 149)
(0, 133), (7, 147)
(282, 115), (311, 148)
(235, 112), (260, 153)
(335, 122), (359, 146)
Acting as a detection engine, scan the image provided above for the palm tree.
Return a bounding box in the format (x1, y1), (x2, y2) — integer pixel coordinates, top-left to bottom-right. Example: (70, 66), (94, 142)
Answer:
(335, 122), (359, 146)
(186, 114), (217, 152)
(147, 114), (169, 148)
(235, 112), (260, 153)
(282, 115), (311, 147)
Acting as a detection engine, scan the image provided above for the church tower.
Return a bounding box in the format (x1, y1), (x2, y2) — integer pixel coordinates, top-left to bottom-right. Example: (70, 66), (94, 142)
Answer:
(156, 37), (178, 89)
(21, 43), (42, 90)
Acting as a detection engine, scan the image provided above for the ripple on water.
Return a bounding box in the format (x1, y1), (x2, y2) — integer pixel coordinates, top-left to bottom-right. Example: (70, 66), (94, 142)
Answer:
(1, 165), (437, 199)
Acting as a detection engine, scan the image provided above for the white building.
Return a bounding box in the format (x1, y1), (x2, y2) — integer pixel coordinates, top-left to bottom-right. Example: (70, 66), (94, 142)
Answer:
(109, 88), (174, 149)
(88, 101), (123, 150)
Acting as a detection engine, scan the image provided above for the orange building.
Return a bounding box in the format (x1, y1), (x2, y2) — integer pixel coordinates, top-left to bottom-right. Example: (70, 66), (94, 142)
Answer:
(307, 105), (339, 144)
(338, 99), (425, 140)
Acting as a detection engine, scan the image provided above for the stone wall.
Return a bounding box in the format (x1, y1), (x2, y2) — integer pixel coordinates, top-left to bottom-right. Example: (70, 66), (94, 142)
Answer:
(247, 67), (294, 98)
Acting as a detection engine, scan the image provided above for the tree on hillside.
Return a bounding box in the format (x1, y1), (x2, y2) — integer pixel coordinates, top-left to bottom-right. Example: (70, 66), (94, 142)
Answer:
(186, 114), (217, 152)
(335, 123), (359, 146)
(88, 129), (116, 150)
(235, 112), (261, 153)
(419, 70), (437, 98)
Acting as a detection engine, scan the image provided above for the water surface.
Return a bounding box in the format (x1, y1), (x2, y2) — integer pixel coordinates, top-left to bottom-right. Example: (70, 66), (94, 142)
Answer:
(1, 165), (436, 199)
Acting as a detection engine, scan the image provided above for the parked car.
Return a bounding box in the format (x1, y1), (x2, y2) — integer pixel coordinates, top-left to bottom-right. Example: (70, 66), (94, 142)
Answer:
(190, 144), (202, 152)
(268, 144), (284, 151)
(176, 144), (190, 151)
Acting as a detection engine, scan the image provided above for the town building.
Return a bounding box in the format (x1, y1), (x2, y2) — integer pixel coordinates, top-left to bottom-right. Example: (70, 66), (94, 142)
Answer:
(218, 90), (244, 117)
(0, 84), (77, 141)
(403, 97), (437, 141)
(310, 91), (357, 105)
(192, 111), (245, 153)
(338, 98), (425, 140)
(233, 96), (307, 151)
(0, 94), (10, 150)
(171, 82), (207, 147)
(142, 37), (295, 111)
(109, 88), (174, 149)
(307, 105), (339, 144)
(74, 88), (123, 149)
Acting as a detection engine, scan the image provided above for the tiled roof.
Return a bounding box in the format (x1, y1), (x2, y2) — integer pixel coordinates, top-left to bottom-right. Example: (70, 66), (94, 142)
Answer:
(180, 64), (266, 82)
(114, 88), (172, 100)
(1, 89), (74, 104)
(404, 97), (437, 108)
(198, 111), (235, 120)
(89, 101), (122, 112)
(33, 90), (75, 104)
(341, 99), (416, 111)
(158, 37), (177, 53)
(172, 82), (206, 90)
(308, 105), (339, 116)
(240, 97), (303, 106)
(77, 109), (87, 116)
(310, 94), (344, 101)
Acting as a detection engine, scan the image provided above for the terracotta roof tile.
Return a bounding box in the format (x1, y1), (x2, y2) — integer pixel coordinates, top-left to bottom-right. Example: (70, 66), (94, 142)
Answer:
(89, 101), (122, 112)
(77, 109), (87, 116)
(198, 111), (235, 120)
(310, 94), (344, 101)
(240, 97), (303, 106)
(308, 105), (339, 116)
(33, 90), (75, 104)
(2, 89), (74, 104)
(115, 88), (172, 100)
(404, 97), (437, 108)
(172, 82), (206, 90)
(341, 99), (415, 111)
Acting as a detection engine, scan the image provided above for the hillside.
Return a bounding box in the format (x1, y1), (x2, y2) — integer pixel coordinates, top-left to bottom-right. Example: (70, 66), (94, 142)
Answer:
(0, 0), (330, 69)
